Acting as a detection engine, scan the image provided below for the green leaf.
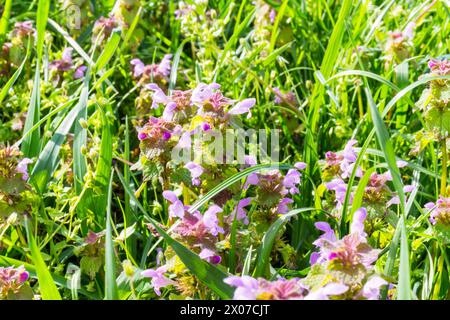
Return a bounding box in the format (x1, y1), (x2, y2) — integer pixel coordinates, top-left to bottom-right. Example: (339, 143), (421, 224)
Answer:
(31, 99), (82, 193)
(73, 70), (90, 194)
(254, 208), (317, 277)
(95, 32), (121, 71)
(36, 0), (50, 59)
(24, 217), (61, 300)
(105, 170), (119, 300)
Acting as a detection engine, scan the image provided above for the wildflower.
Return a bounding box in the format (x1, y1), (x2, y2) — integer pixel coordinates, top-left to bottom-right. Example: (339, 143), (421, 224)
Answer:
(16, 158), (33, 180)
(312, 208), (380, 269)
(294, 162), (307, 170)
(74, 65), (87, 79)
(130, 54), (172, 84)
(10, 21), (35, 39)
(0, 266), (30, 299)
(50, 48), (73, 73)
(360, 276), (387, 300)
(277, 198), (293, 214)
(191, 83), (221, 105)
(303, 283), (348, 300)
(199, 248), (221, 264)
(227, 98), (256, 118)
(162, 191), (185, 219)
(425, 196), (450, 225)
(273, 87), (298, 107)
(92, 16), (119, 44)
(282, 169), (301, 195)
(184, 162), (204, 186)
(325, 178), (350, 208)
(202, 205), (224, 236)
(320, 139), (362, 181)
(231, 197), (252, 224)
(142, 265), (176, 296)
(224, 276), (308, 300)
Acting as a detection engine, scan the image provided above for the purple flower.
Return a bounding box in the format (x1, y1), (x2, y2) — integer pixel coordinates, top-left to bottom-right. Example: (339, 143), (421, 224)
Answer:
(202, 205), (224, 236)
(224, 276), (260, 300)
(162, 191), (185, 218)
(199, 248), (221, 264)
(269, 9), (276, 24)
(425, 196), (450, 225)
(176, 131), (192, 149)
(231, 198), (252, 224)
(277, 198), (293, 214)
(225, 276), (309, 300)
(304, 283), (348, 300)
(146, 84), (170, 108)
(184, 162), (204, 186)
(131, 58), (145, 77)
(282, 169), (301, 195)
(201, 122), (211, 132)
(294, 162), (307, 170)
(350, 208), (367, 237)
(16, 158), (33, 180)
(361, 276), (387, 300)
(49, 48), (74, 74)
(191, 83), (221, 104)
(0, 266), (30, 299)
(228, 98), (256, 118)
(162, 102), (178, 121)
(141, 265), (176, 296)
(158, 54), (172, 77)
(325, 178), (350, 207)
(74, 65), (87, 79)
(137, 132), (148, 140)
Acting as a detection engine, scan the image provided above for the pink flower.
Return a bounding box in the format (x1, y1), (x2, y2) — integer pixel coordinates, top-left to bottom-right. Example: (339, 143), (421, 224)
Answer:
(202, 205), (224, 236)
(130, 58), (145, 77)
(294, 162), (307, 170)
(162, 191), (185, 218)
(228, 98), (256, 118)
(16, 158), (33, 180)
(184, 162), (204, 186)
(277, 198), (293, 214)
(199, 248), (221, 264)
(74, 65), (87, 79)
(142, 265), (176, 296)
(282, 169), (301, 195)
(361, 276), (387, 300)
(231, 198), (252, 224)
(191, 83), (221, 104)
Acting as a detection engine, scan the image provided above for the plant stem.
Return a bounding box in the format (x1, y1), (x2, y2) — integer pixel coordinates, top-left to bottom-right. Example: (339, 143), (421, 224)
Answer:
(441, 138), (447, 196)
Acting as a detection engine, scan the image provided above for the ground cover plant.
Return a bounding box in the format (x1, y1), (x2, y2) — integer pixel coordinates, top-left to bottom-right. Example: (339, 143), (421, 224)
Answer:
(0, 0), (450, 300)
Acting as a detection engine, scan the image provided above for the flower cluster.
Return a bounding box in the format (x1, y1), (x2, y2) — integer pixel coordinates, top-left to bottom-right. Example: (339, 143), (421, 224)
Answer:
(0, 146), (37, 222)
(0, 266), (32, 300)
(225, 208), (387, 300)
(384, 22), (414, 67)
(0, 21), (35, 77)
(49, 48), (86, 83)
(134, 82), (256, 187)
(320, 139), (413, 218)
(415, 58), (450, 135)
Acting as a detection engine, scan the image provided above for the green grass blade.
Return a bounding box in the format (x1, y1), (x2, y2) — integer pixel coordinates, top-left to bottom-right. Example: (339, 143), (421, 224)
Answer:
(254, 208), (317, 277)
(150, 219), (234, 299)
(31, 100), (82, 193)
(105, 170), (119, 300)
(95, 32), (121, 71)
(36, 0), (50, 59)
(24, 217), (62, 300)
(73, 70), (90, 194)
